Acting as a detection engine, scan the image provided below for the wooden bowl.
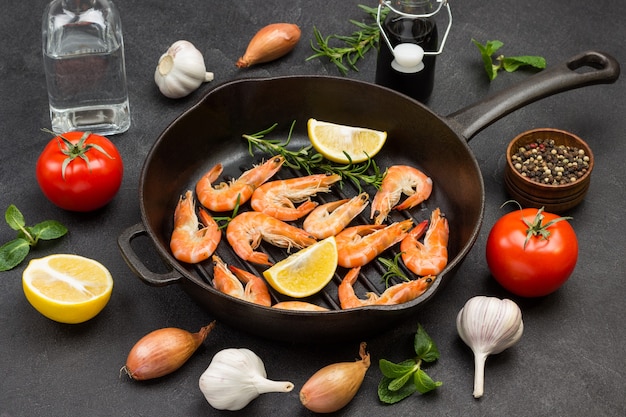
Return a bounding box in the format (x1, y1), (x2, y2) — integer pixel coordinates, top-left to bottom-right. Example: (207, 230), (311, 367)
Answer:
(504, 128), (594, 213)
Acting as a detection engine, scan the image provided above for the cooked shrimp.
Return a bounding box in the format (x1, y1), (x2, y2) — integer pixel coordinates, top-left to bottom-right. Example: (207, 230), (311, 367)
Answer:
(401, 208), (449, 276)
(335, 219), (413, 268)
(272, 301), (329, 311)
(196, 156), (285, 212)
(170, 190), (221, 264)
(302, 192), (369, 239)
(212, 255), (271, 306)
(226, 211), (317, 265)
(338, 266), (434, 309)
(250, 173), (342, 221)
(371, 165), (433, 224)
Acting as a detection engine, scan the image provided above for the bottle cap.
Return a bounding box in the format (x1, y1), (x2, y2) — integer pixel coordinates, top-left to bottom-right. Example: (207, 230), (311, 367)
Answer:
(391, 43), (425, 73)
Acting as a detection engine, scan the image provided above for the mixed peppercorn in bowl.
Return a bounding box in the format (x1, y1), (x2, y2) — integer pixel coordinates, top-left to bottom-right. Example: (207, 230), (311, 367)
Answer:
(504, 128), (594, 213)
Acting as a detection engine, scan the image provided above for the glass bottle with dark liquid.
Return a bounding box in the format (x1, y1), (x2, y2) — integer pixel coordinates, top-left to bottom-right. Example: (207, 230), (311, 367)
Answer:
(375, 0), (439, 102)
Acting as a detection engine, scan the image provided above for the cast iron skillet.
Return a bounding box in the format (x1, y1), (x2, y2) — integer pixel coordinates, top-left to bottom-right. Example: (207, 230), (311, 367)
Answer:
(119, 51), (618, 343)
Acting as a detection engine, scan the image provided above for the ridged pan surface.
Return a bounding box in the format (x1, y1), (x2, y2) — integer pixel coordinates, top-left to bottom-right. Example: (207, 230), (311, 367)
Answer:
(139, 76), (484, 342)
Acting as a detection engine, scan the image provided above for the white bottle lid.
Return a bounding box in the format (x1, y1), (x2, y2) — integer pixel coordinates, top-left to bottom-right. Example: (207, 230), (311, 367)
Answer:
(391, 43), (425, 73)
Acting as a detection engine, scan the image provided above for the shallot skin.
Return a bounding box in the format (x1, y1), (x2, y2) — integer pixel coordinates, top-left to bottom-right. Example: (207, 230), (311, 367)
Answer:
(123, 321), (216, 381)
(236, 23), (301, 68)
(300, 342), (370, 413)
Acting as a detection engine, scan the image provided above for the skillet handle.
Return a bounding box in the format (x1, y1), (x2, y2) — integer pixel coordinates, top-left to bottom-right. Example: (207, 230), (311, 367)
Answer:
(117, 223), (183, 287)
(446, 50), (620, 140)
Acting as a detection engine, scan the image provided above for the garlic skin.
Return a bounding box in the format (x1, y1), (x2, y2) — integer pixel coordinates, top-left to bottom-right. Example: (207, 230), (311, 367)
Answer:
(154, 40), (214, 99)
(199, 348), (294, 411)
(457, 296), (523, 399)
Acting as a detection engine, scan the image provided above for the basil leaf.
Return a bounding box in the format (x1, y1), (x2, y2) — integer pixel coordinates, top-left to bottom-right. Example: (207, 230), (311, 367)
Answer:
(379, 358), (417, 379)
(0, 238), (31, 271)
(378, 376), (418, 404)
(5, 205), (25, 231)
(413, 369), (443, 394)
(414, 324), (440, 362)
(31, 220), (69, 241)
(502, 55), (547, 72)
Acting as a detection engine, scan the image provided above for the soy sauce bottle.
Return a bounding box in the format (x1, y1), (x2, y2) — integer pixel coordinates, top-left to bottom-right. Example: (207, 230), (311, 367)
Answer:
(375, 0), (439, 102)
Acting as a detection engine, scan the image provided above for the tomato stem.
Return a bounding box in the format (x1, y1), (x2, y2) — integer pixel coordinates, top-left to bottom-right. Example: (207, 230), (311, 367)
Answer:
(42, 129), (114, 181)
(521, 206), (572, 249)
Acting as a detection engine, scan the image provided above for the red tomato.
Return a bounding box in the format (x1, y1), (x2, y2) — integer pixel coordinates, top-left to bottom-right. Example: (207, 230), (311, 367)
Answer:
(485, 207), (578, 297)
(36, 131), (123, 212)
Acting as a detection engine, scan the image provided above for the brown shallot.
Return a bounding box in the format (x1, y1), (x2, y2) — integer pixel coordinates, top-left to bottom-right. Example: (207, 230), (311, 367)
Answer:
(300, 342), (370, 413)
(236, 23), (301, 68)
(121, 321), (216, 381)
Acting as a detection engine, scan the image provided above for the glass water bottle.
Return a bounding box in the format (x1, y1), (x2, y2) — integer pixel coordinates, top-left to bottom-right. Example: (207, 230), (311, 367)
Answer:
(43, 0), (130, 135)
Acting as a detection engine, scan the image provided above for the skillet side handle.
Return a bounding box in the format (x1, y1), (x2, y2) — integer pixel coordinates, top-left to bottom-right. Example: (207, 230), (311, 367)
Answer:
(447, 50), (620, 141)
(117, 223), (183, 287)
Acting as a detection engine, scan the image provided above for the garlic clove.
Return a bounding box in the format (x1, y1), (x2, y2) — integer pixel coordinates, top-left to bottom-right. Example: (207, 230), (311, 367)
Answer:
(456, 296), (523, 398)
(154, 40), (214, 99)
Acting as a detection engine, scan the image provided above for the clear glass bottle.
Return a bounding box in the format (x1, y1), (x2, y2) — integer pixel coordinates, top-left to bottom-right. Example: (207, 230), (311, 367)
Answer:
(43, 0), (130, 135)
(375, 0), (439, 102)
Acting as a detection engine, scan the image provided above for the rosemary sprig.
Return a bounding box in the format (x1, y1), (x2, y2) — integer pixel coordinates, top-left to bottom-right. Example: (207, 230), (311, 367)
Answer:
(242, 122), (384, 191)
(211, 195), (241, 229)
(307, 5), (388, 75)
(378, 253), (410, 287)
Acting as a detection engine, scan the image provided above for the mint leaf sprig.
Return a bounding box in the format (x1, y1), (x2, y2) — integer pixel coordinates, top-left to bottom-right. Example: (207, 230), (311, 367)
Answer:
(378, 324), (442, 404)
(0, 205), (68, 271)
(472, 39), (546, 81)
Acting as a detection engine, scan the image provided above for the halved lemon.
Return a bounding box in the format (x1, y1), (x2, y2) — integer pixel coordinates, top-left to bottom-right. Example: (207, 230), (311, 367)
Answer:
(307, 118), (387, 164)
(22, 254), (113, 324)
(263, 237), (338, 298)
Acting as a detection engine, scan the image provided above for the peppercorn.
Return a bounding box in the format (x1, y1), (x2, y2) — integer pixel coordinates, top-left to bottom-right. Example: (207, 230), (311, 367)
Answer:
(510, 138), (589, 185)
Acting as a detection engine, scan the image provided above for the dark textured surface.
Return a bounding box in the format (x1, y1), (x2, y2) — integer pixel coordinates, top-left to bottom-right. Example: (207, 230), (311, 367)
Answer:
(1, 1), (625, 416)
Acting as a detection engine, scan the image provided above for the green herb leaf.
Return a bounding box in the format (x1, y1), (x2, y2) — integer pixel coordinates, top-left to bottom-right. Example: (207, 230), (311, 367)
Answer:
(308, 4), (387, 74)
(414, 323), (440, 362)
(413, 368), (443, 394)
(5, 204), (25, 231)
(472, 39), (545, 81)
(378, 376), (419, 404)
(30, 220), (68, 241)
(0, 239), (31, 271)
(243, 122), (384, 191)
(1, 205), (68, 271)
(502, 55), (547, 72)
(378, 253), (410, 287)
(472, 39), (501, 80)
(377, 323), (442, 404)
(379, 358), (418, 379)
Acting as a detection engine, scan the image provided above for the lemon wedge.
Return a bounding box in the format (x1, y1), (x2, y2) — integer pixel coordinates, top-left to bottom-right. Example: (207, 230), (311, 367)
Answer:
(22, 254), (113, 324)
(263, 237), (338, 298)
(307, 118), (387, 164)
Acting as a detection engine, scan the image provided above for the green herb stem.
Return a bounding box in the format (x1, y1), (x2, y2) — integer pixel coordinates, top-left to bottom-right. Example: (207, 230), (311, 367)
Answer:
(307, 5), (387, 74)
(243, 122), (384, 191)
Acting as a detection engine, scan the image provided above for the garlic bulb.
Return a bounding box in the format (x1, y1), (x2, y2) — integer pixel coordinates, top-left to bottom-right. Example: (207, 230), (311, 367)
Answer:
(199, 348), (294, 411)
(154, 40), (214, 99)
(456, 296), (523, 399)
